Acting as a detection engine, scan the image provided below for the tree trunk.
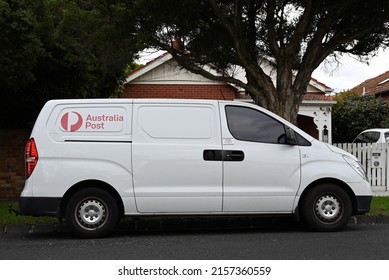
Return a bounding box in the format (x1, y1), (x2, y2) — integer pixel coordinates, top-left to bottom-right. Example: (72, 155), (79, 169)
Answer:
(256, 89), (301, 126)
(246, 62), (305, 126)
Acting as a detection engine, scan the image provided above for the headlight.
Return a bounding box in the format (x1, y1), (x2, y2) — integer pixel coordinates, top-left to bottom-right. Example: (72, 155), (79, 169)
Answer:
(343, 155), (368, 181)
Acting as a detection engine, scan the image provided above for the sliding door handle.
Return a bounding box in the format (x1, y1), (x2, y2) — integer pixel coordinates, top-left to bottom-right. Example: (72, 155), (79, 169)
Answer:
(203, 150), (244, 161)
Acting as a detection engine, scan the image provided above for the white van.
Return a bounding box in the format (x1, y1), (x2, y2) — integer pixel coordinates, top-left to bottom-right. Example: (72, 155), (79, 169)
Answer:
(19, 99), (372, 238)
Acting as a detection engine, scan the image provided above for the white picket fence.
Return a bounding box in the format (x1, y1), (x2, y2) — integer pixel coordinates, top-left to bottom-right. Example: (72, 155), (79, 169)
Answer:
(334, 143), (388, 191)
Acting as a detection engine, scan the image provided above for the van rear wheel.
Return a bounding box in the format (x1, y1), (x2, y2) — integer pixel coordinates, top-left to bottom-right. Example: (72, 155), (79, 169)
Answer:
(66, 188), (119, 238)
(301, 184), (352, 232)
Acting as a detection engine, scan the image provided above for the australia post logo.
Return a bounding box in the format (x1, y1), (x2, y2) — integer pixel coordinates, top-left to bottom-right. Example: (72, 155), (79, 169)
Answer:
(61, 112), (83, 132)
(60, 109), (124, 132)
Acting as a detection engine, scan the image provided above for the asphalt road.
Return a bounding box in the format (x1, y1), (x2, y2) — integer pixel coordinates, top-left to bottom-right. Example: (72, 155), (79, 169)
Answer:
(1, 218), (389, 260)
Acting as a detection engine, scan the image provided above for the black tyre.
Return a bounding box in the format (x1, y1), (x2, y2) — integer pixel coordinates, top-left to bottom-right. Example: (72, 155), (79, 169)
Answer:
(301, 184), (352, 231)
(66, 188), (119, 238)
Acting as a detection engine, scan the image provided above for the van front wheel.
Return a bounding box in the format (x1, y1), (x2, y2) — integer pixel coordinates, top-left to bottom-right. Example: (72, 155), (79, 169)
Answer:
(301, 184), (352, 232)
(66, 188), (119, 238)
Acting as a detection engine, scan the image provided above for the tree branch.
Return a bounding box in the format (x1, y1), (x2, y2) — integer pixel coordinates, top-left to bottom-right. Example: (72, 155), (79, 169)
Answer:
(286, 0), (315, 55)
(265, 0), (280, 58)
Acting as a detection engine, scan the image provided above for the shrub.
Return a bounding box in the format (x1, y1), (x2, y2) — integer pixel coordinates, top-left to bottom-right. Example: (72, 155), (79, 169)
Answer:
(332, 91), (389, 143)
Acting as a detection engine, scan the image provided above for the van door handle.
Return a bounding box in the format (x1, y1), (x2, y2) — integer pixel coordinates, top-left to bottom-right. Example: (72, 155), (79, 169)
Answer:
(203, 150), (223, 161)
(203, 150), (244, 161)
(223, 150), (245, 161)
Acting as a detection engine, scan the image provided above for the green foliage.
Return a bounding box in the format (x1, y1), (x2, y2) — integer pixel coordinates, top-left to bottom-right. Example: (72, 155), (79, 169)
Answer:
(332, 91), (389, 142)
(0, 0), (43, 90)
(0, 0), (139, 128)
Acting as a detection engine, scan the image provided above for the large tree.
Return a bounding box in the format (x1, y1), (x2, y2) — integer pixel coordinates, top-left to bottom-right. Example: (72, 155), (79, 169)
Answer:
(133, 0), (389, 124)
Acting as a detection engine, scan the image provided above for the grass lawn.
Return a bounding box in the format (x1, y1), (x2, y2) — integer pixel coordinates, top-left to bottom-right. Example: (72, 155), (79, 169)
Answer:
(368, 196), (389, 216)
(1, 197), (389, 225)
(0, 201), (57, 225)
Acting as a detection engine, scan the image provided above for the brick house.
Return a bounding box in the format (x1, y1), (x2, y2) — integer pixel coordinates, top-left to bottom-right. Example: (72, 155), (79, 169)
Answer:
(121, 52), (335, 143)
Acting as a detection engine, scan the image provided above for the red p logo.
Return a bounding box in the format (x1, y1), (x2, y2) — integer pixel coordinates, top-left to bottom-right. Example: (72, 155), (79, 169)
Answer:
(61, 112), (83, 132)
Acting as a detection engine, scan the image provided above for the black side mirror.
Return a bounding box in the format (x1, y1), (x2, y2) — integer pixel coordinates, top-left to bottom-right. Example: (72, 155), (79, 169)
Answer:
(285, 126), (297, 145)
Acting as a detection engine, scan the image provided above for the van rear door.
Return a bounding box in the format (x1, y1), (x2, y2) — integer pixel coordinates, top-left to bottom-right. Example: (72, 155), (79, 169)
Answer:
(132, 100), (223, 213)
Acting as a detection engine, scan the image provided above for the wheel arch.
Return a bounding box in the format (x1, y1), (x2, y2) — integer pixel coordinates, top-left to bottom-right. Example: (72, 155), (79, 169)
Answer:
(296, 178), (358, 218)
(59, 179), (124, 219)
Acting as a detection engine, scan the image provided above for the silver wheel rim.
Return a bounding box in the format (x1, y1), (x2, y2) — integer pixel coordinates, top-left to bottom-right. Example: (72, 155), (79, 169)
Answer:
(315, 194), (341, 222)
(75, 198), (108, 231)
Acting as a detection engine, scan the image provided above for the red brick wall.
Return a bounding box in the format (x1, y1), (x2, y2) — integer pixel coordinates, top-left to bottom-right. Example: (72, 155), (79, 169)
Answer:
(121, 84), (237, 100)
(0, 130), (30, 199)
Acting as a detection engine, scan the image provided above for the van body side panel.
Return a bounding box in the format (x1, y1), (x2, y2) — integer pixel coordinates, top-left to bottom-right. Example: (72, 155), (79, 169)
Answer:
(29, 144), (134, 198)
(132, 100), (223, 213)
(20, 100), (138, 216)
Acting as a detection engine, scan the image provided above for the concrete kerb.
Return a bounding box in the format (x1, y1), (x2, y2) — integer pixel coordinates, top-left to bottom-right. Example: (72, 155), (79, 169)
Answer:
(1, 223), (69, 236)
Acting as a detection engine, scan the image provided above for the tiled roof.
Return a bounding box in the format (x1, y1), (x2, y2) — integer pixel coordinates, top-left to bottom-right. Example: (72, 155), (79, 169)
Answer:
(303, 92), (334, 101)
(235, 91), (334, 101)
(352, 70), (389, 96)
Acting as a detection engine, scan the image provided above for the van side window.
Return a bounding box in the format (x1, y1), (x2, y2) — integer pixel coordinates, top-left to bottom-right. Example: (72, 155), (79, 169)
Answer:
(225, 105), (286, 144)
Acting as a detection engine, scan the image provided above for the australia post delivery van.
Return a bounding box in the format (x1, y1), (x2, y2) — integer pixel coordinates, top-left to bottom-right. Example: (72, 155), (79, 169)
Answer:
(18, 99), (372, 238)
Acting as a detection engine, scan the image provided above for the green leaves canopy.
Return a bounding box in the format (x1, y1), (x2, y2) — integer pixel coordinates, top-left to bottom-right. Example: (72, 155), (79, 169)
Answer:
(0, 0), (42, 90)
(0, 0), (138, 128)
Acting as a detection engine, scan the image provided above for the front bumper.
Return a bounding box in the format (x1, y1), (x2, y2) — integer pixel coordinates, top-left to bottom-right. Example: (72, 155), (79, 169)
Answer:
(19, 197), (61, 217)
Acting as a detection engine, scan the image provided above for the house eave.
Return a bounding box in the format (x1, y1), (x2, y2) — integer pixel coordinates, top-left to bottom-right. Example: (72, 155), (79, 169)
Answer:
(129, 80), (227, 85)
(126, 52), (172, 83)
(301, 100), (337, 106)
